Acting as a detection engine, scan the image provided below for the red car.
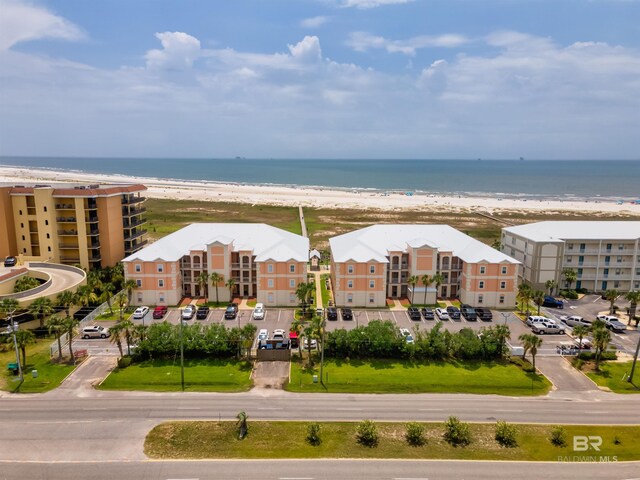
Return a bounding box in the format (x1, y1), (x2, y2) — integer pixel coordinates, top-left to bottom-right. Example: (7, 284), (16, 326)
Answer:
(153, 306), (168, 319)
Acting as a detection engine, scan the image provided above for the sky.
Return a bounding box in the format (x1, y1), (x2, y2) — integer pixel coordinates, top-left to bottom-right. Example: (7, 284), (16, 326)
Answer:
(0, 0), (639, 160)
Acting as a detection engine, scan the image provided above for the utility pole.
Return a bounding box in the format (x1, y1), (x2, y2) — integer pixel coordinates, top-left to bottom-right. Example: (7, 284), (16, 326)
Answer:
(9, 308), (24, 388)
(627, 332), (640, 384)
(319, 314), (326, 387)
(179, 316), (185, 391)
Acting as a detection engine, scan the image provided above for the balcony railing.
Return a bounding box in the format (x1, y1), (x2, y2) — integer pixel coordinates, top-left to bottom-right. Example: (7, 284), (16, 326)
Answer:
(58, 244), (80, 250)
(123, 217), (147, 229)
(58, 230), (78, 236)
(125, 239), (148, 253)
(122, 206), (147, 217)
(55, 203), (75, 210)
(85, 216), (99, 223)
(56, 216), (77, 223)
(122, 195), (146, 205)
(124, 230), (147, 241)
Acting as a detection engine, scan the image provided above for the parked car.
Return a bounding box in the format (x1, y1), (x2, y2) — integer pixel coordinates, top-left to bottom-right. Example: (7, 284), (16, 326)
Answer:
(421, 307), (435, 320)
(327, 307), (338, 320)
(288, 330), (299, 349)
(341, 308), (353, 320)
(133, 306), (149, 319)
(81, 325), (110, 339)
(303, 338), (317, 350)
(399, 328), (414, 344)
(408, 307), (421, 320)
(532, 321), (566, 335)
(475, 307), (493, 321)
(258, 328), (268, 341)
(573, 337), (593, 349)
(435, 308), (449, 320)
(253, 303), (265, 320)
(526, 315), (556, 327)
(543, 296), (564, 308)
(224, 304), (238, 320)
(560, 315), (591, 328)
(446, 306), (461, 320)
(460, 304), (477, 321)
(272, 329), (285, 341)
(597, 315), (627, 332)
(152, 306), (168, 319)
(3, 256), (17, 267)
(182, 305), (195, 320)
(196, 306), (210, 320)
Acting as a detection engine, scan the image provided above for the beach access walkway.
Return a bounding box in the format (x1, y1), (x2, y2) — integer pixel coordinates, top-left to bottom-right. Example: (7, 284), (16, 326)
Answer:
(298, 206), (308, 238)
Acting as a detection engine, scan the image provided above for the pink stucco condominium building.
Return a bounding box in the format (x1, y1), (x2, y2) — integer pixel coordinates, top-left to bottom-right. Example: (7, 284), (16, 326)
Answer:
(329, 225), (520, 309)
(123, 223), (309, 307)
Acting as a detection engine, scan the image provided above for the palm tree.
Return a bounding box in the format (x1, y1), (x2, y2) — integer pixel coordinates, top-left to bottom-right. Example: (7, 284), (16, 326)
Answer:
(109, 322), (125, 358)
(421, 274), (432, 305)
(407, 275), (419, 305)
(494, 324), (511, 358)
(62, 316), (79, 360)
(226, 278), (236, 301)
(28, 297), (54, 328)
(196, 271), (209, 299)
(545, 280), (558, 296)
(56, 290), (75, 318)
(236, 411), (248, 440)
(132, 324), (147, 344)
(603, 289), (619, 315)
(99, 282), (116, 314)
(295, 282), (314, 316)
(518, 333), (542, 371)
(592, 324), (611, 371)
(45, 314), (66, 361)
(119, 318), (134, 355)
(517, 283), (533, 315)
(0, 298), (19, 320)
(75, 284), (98, 307)
(532, 290), (545, 315)
(86, 269), (103, 291)
(432, 273), (444, 299)
(572, 325), (589, 350)
(114, 292), (128, 322)
(625, 290), (640, 325)
(562, 268), (577, 290)
(209, 272), (224, 305)
(291, 316), (306, 358)
(14, 330), (36, 367)
(123, 279), (138, 303)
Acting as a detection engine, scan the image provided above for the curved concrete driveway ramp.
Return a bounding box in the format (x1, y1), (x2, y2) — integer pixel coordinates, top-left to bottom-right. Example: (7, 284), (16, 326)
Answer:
(0, 262), (86, 305)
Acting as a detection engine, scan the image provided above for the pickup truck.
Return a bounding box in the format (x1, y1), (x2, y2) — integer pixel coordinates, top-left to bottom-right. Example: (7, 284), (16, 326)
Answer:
(532, 321), (566, 335)
(596, 315), (627, 332)
(543, 296), (564, 308)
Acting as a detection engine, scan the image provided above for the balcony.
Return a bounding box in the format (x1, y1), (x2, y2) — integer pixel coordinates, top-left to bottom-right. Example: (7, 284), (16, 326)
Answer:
(121, 195), (146, 205)
(55, 203), (75, 210)
(125, 239), (148, 254)
(122, 206), (147, 217)
(123, 217), (147, 229)
(56, 216), (77, 223)
(85, 216), (99, 223)
(58, 244), (80, 250)
(390, 263), (408, 270)
(60, 256), (81, 263)
(87, 229), (100, 236)
(124, 229), (147, 241)
(88, 242), (101, 249)
(57, 229), (78, 236)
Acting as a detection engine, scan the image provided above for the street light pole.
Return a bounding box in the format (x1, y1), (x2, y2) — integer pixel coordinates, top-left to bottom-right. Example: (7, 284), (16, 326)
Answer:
(319, 315), (326, 386)
(179, 316), (185, 391)
(501, 312), (510, 325)
(627, 332), (640, 384)
(10, 309), (23, 386)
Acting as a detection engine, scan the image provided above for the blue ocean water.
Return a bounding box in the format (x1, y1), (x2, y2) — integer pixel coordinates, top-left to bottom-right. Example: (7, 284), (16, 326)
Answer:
(1, 156), (638, 201)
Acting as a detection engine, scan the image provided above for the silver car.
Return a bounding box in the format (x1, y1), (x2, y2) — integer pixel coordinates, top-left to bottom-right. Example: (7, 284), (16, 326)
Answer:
(81, 325), (110, 339)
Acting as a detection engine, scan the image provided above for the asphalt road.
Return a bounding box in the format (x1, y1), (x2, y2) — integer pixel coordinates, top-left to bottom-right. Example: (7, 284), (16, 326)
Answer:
(1, 459), (639, 480)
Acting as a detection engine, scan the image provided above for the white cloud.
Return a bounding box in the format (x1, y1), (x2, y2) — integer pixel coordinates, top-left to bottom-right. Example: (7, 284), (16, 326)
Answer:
(0, 0), (83, 51)
(300, 16), (329, 28)
(288, 36), (323, 62)
(341, 0), (414, 8)
(347, 31), (469, 55)
(145, 32), (202, 70)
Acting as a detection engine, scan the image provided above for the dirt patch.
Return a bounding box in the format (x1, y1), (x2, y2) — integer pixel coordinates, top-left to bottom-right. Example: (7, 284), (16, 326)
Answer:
(253, 361), (289, 389)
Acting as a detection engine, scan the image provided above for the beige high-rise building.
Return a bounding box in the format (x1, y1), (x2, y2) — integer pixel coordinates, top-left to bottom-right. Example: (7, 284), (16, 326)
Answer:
(0, 183), (147, 270)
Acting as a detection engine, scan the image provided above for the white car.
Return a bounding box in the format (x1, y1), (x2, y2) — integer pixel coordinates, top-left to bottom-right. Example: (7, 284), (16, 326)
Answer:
(399, 328), (411, 337)
(304, 338), (317, 349)
(272, 328), (285, 341)
(81, 325), (110, 339)
(181, 305), (195, 320)
(597, 315), (627, 332)
(258, 328), (268, 341)
(526, 315), (556, 327)
(253, 303), (265, 320)
(133, 306), (149, 319)
(435, 308), (449, 320)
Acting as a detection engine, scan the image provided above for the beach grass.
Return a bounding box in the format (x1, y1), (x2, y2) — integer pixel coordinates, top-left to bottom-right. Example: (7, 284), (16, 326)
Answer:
(585, 361), (640, 393)
(97, 358), (253, 392)
(286, 358), (551, 396)
(145, 421), (640, 461)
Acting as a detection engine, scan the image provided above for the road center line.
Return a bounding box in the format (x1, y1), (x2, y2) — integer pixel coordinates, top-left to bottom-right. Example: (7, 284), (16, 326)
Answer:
(336, 408), (363, 411)
(418, 408), (443, 411)
(495, 409), (523, 413)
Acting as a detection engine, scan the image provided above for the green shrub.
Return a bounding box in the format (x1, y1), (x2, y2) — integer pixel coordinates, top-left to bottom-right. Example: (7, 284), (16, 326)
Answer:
(576, 288), (589, 294)
(572, 358), (585, 370)
(306, 422), (322, 446)
(356, 420), (379, 447)
(550, 426), (567, 447)
(495, 421), (518, 448)
(117, 356), (132, 368)
(405, 422), (426, 446)
(577, 351), (617, 361)
(559, 290), (579, 300)
(443, 416), (471, 447)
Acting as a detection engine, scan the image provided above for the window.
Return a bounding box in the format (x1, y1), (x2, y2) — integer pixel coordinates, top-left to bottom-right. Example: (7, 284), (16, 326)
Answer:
(290, 279), (295, 288)
(617, 256), (622, 263)
(268, 264), (273, 273)
(579, 243), (585, 251)
(21, 235), (25, 241)
(511, 236), (516, 244)
(44, 206), (47, 212)
(45, 220), (48, 226)
(500, 281), (506, 289)
(510, 248), (515, 256)
(480, 266), (486, 274)
(46, 233), (50, 239)
(369, 280), (375, 288)
(347, 280), (353, 289)
(157, 264), (164, 273)
(23, 248), (26, 253)
(619, 244), (624, 250)
(369, 295), (375, 304)
(347, 294), (353, 303)
(19, 210), (22, 215)
(158, 279), (164, 288)
(137, 295), (142, 303)
(268, 279), (274, 288)
(615, 269), (621, 275)
(47, 246), (51, 252)
(499, 295), (505, 304)
(290, 293), (296, 303)
(159, 295), (165, 303)
(501, 266), (507, 275)
(370, 265), (375, 274)
(567, 243), (573, 250)
(478, 295), (483, 304)
(268, 293), (274, 303)
(478, 281), (484, 289)
(136, 279), (142, 287)
(606, 243), (612, 251)
(135, 264), (141, 272)
(348, 264), (354, 274)
(614, 281), (620, 288)
(20, 223), (24, 228)
(566, 256), (572, 263)
(289, 264), (295, 273)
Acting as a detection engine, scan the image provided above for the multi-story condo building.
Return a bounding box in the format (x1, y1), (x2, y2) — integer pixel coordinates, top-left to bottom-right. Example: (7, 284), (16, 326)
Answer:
(0, 183), (147, 270)
(501, 221), (640, 292)
(122, 223), (309, 307)
(329, 225), (519, 308)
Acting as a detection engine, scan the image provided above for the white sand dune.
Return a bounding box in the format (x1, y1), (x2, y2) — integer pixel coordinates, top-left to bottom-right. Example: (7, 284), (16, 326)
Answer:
(1, 166), (638, 215)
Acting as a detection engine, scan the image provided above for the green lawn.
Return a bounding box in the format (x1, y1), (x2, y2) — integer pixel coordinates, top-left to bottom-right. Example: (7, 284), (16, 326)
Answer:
(95, 308), (133, 322)
(0, 338), (76, 393)
(586, 361), (640, 393)
(98, 358), (253, 392)
(145, 421), (640, 461)
(320, 274), (331, 306)
(287, 358), (551, 396)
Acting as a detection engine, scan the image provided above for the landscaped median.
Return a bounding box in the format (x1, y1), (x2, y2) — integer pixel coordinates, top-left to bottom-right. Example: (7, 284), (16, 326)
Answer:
(98, 358), (253, 392)
(286, 358), (551, 396)
(145, 421), (640, 461)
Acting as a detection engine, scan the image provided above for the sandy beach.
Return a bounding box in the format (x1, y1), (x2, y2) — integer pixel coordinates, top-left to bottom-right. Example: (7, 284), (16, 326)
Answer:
(1, 166), (638, 216)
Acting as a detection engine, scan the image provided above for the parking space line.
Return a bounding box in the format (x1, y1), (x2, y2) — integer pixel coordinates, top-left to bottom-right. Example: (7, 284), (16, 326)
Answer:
(277, 310), (281, 323)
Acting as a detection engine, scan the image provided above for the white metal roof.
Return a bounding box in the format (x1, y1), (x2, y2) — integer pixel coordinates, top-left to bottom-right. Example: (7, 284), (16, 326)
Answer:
(503, 221), (640, 242)
(330, 225), (518, 264)
(123, 223), (309, 262)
